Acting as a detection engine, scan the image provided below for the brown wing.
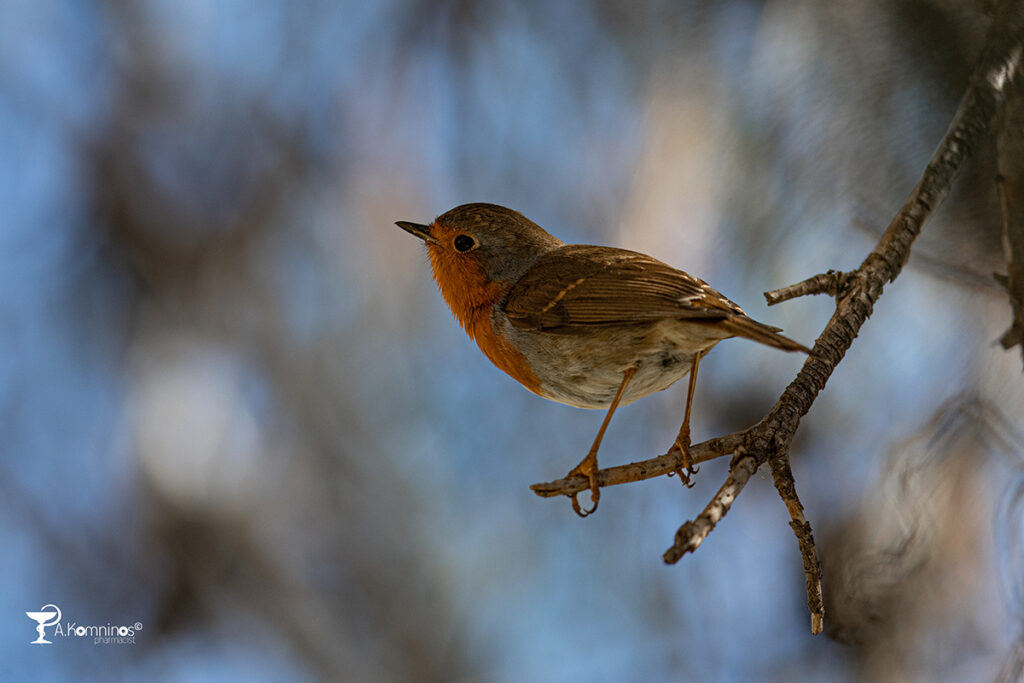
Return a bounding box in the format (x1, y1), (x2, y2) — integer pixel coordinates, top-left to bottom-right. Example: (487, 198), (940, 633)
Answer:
(502, 245), (744, 333)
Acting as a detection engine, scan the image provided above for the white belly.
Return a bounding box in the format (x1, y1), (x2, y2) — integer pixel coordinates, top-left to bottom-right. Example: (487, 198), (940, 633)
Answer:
(502, 318), (729, 409)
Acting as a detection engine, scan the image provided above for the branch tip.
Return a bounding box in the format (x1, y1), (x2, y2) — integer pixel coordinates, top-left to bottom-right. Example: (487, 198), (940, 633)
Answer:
(663, 453), (757, 564)
(764, 270), (851, 306)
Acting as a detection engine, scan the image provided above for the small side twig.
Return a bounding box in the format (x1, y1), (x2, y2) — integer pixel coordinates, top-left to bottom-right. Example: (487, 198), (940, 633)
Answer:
(663, 451), (757, 564)
(764, 270), (853, 306)
(769, 453), (824, 635)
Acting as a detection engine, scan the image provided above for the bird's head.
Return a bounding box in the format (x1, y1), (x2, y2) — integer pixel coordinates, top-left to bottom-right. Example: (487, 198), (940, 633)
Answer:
(396, 203), (563, 324)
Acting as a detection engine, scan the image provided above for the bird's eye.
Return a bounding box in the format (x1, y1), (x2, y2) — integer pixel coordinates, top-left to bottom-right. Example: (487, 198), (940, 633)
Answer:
(453, 234), (476, 252)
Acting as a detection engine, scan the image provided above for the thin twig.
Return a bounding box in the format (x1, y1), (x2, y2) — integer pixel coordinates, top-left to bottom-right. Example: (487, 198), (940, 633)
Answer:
(770, 454), (824, 634)
(663, 452), (757, 564)
(530, 432), (745, 497)
(764, 270), (852, 306)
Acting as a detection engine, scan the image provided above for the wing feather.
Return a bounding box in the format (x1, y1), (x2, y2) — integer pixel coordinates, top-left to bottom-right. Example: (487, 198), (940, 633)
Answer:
(503, 245), (743, 333)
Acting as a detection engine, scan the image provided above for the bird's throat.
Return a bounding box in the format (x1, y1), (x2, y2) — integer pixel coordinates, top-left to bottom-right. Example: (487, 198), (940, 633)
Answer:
(428, 249), (542, 395)
(429, 248), (505, 335)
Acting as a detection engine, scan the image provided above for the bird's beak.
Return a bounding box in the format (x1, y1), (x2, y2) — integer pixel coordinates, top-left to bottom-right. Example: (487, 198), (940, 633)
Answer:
(395, 221), (438, 245)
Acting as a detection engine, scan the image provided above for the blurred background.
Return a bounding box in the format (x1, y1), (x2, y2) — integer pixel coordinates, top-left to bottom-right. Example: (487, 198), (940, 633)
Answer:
(2, 0), (1023, 681)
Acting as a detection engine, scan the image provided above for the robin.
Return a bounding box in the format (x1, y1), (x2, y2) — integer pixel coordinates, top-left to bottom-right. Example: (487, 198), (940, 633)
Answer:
(396, 203), (809, 516)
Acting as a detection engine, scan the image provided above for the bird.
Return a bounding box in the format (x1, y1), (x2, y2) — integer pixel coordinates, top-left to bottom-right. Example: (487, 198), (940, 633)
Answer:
(396, 203), (809, 516)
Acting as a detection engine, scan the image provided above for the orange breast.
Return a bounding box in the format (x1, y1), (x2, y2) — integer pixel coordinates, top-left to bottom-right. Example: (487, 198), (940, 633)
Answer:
(428, 238), (543, 396)
(468, 310), (543, 397)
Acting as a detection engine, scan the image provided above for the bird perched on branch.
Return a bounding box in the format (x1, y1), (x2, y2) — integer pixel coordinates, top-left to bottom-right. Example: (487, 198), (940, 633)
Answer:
(397, 203), (809, 516)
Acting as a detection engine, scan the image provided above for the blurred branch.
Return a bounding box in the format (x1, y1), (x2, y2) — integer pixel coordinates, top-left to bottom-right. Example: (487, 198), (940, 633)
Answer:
(849, 211), (1005, 292)
(995, 41), (1024, 364)
(532, 0), (1024, 634)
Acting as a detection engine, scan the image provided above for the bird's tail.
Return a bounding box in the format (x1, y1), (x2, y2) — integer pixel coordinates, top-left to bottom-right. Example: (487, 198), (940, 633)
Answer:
(716, 315), (811, 353)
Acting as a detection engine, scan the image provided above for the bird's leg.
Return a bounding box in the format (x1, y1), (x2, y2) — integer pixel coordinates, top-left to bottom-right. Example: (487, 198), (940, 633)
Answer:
(668, 350), (704, 488)
(567, 365), (637, 518)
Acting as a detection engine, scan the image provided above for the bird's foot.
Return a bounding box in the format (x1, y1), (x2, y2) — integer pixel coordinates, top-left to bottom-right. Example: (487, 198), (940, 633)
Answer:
(567, 450), (600, 517)
(668, 436), (698, 489)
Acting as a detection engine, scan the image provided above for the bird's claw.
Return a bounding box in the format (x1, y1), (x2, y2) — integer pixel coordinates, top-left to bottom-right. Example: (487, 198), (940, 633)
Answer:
(668, 439), (699, 489)
(567, 455), (600, 517)
(669, 464), (698, 488)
